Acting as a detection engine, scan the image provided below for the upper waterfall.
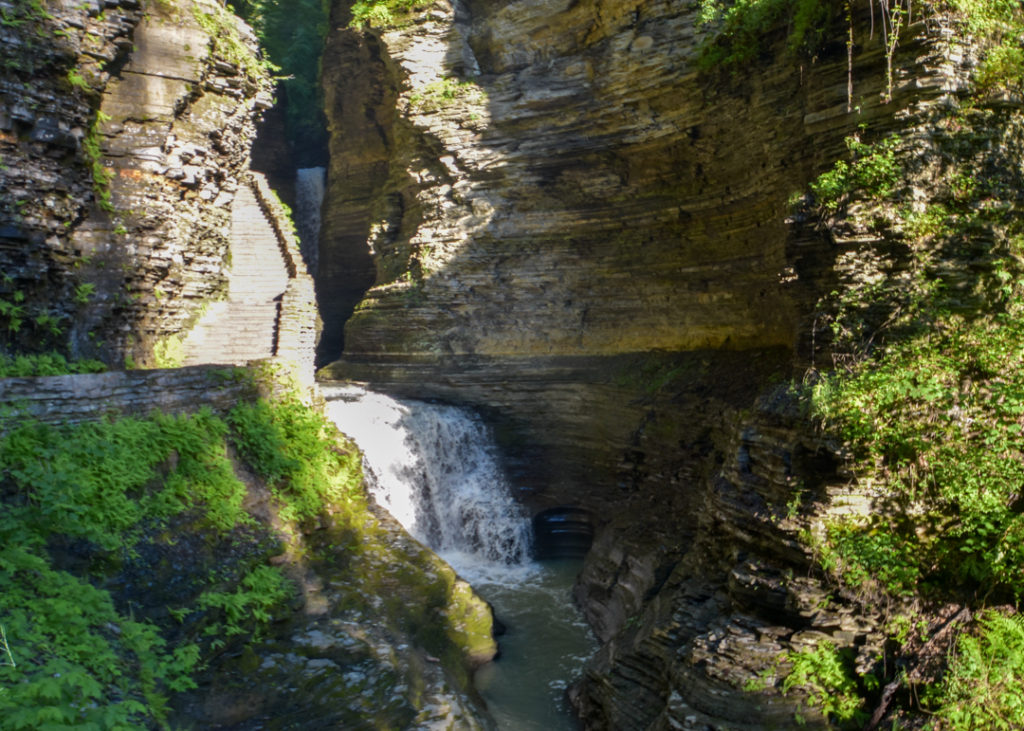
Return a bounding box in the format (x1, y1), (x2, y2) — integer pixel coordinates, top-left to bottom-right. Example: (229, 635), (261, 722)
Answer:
(294, 166), (326, 272)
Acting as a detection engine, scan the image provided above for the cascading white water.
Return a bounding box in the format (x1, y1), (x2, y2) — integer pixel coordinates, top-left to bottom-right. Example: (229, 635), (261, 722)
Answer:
(322, 384), (595, 730)
(295, 166), (326, 272)
(322, 385), (532, 569)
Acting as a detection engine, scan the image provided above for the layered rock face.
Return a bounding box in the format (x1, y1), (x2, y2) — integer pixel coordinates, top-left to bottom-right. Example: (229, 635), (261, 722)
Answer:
(0, 0), (272, 365)
(319, 0), (963, 501)
(316, 0), (984, 726)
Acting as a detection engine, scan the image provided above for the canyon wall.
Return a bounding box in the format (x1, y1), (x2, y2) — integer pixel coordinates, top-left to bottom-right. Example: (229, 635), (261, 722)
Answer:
(0, 0), (273, 366)
(315, 0), (992, 726)
(319, 0), (965, 504)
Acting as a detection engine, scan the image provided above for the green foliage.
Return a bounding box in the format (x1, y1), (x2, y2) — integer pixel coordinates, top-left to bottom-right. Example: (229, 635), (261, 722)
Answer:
(197, 565), (291, 638)
(816, 520), (921, 595)
(152, 334), (185, 368)
(810, 132), (902, 212)
(696, 0), (1022, 100)
(231, 0), (327, 150)
(408, 77), (486, 113)
(927, 610), (1024, 729)
(0, 408), (265, 727)
(948, 0), (1024, 95)
(65, 67), (91, 92)
(0, 546), (194, 729)
(228, 397), (363, 523)
(82, 117), (113, 212)
(781, 641), (873, 725)
(73, 282), (96, 304)
(349, 0), (432, 29)
(811, 295), (1024, 599)
(0, 352), (106, 377)
(191, 1), (273, 83)
(0, 0), (54, 74)
(697, 0), (837, 69)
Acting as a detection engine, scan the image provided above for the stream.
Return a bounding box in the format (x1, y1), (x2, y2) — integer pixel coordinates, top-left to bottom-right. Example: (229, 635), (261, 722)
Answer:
(323, 385), (596, 729)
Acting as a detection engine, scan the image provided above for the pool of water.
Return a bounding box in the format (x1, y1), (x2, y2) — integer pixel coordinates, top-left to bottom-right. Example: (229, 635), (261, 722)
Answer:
(455, 557), (597, 730)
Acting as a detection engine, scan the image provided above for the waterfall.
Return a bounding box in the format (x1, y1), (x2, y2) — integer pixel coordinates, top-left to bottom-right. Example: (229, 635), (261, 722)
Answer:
(294, 166), (326, 272)
(322, 385), (533, 569)
(323, 385), (595, 730)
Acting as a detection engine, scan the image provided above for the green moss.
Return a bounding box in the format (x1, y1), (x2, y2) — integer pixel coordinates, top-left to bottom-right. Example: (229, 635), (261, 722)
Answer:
(82, 114), (113, 212)
(190, 0), (273, 83)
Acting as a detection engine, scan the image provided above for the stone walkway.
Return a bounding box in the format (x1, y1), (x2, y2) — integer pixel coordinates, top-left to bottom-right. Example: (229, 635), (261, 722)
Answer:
(182, 181), (290, 365)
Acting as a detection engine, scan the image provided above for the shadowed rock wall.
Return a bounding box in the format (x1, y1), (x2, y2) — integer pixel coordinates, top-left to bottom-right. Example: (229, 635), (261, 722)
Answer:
(0, 0), (273, 366)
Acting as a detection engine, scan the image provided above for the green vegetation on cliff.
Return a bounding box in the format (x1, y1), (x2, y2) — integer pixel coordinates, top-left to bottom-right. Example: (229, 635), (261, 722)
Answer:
(0, 407), (269, 728)
(231, 0), (329, 153)
(0, 387), (347, 726)
(769, 15), (1024, 721)
(0, 352), (106, 378)
(0, 367), (493, 728)
(699, 0), (1024, 98)
(348, 0), (432, 28)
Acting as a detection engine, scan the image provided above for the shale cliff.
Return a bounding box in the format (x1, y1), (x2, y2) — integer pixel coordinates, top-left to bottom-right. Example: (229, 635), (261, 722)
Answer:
(318, 0), (960, 500)
(317, 0), (1022, 727)
(1, 0), (273, 366)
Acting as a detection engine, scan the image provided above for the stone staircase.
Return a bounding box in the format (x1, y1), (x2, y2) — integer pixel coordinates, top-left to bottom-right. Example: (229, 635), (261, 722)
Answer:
(182, 180), (290, 366)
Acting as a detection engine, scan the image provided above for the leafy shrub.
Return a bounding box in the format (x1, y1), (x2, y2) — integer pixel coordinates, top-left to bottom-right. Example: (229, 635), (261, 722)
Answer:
(0, 546), (199, 729)
(697, 0), (836, 69)
(810, 132), (902, 212)
(197, 565), (291, 640)
(927, 610), (1024, 729)
(0, 384), (373, 727)
(0, 409), (258, 727)
(349, 0), (432, 29)
(811, 292), (1024, 599)
(782, 641), (872, 725)
(229, 397), (363, 523)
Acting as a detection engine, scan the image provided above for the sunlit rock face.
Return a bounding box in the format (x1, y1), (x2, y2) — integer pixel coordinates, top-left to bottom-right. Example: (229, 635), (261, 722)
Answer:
(0, 0), (272, 365)
(317, 0), (963, 509)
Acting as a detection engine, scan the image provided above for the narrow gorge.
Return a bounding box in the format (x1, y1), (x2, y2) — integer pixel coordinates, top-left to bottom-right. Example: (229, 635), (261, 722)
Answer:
(3, 0), (1024, 728)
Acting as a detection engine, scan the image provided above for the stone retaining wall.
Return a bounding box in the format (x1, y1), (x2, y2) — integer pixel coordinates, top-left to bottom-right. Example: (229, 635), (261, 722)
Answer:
(0, 364), (258, 429)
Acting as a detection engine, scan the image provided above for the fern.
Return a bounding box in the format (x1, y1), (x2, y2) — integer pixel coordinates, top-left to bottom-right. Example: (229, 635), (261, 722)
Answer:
(930, 611), (1024, 729)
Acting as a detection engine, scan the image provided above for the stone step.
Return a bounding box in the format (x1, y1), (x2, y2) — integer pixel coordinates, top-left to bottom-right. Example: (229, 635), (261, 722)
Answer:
(182, 181), (292, 366)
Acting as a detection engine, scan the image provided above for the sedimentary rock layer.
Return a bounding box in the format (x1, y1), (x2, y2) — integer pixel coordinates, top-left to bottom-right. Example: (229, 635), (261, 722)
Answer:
(0, 0), (273, 365)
